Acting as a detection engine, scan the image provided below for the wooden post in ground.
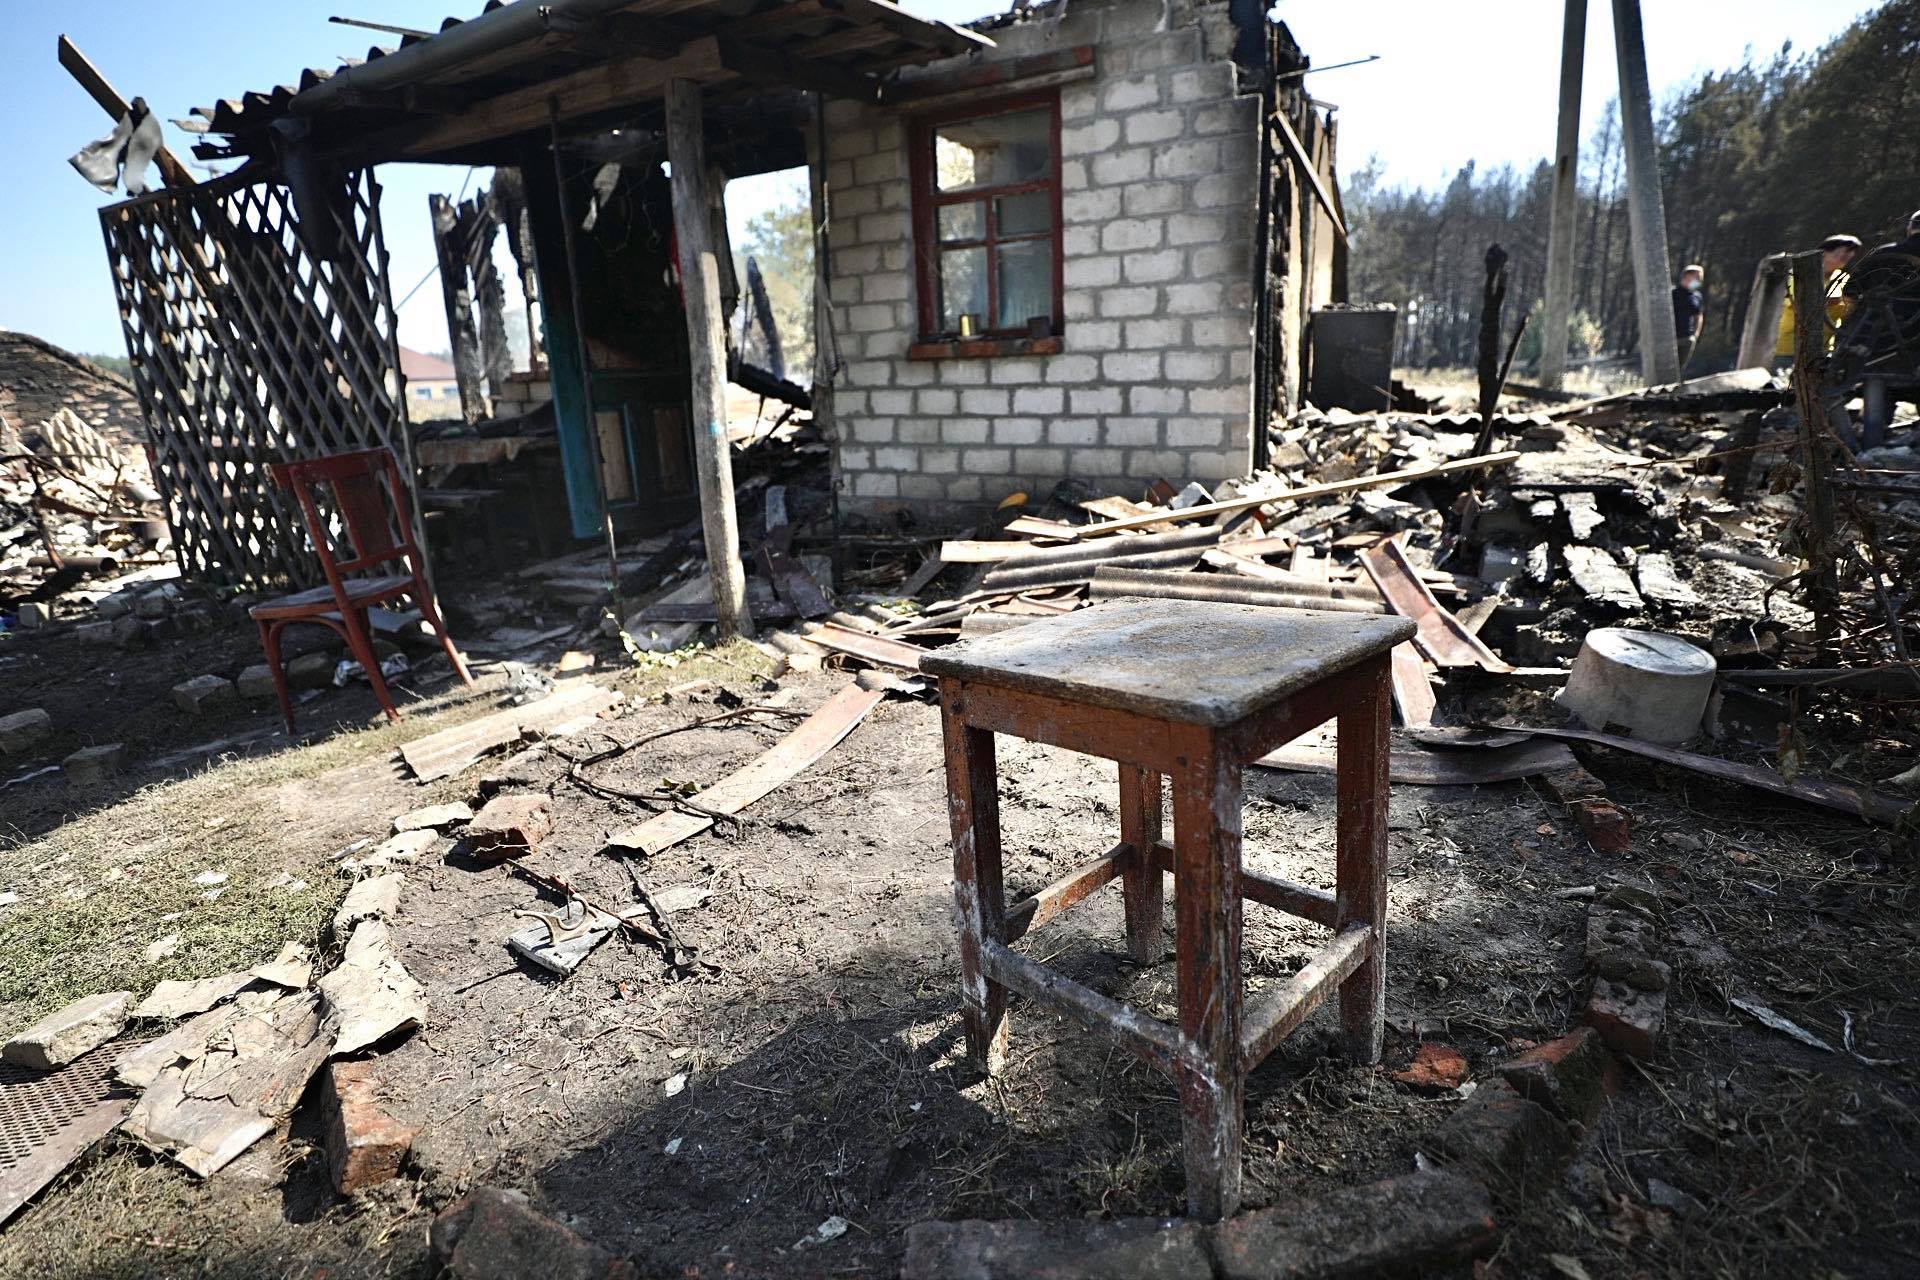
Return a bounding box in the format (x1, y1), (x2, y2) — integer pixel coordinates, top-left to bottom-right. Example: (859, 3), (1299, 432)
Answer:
(1539, 0), (1588, 390)
(1790, 249), (1839, 662)
(665, 78), (751, 640)
(1610, 0), (1680, 386)
(429, 194), (488, 424)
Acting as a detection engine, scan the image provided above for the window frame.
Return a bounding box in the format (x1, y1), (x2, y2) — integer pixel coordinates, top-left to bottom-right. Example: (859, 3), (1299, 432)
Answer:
(907, 88), (1065, 347)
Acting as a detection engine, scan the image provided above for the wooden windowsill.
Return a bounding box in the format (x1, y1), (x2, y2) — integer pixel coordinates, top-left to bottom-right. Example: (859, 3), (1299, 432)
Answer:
(908, 335), (1063, 361)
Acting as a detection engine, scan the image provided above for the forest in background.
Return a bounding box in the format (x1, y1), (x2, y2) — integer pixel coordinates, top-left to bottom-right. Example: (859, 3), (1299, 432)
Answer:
(1346, 0), (1920, 376)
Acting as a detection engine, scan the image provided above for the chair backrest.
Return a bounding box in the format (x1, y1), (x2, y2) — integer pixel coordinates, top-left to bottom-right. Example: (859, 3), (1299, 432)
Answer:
(271, 447), (419, 583)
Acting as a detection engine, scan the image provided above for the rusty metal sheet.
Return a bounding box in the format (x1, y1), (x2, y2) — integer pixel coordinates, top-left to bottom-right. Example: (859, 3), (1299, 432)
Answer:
(607, 683), (884, 855)
(1357, 538), (1512, 673)
(1388, 643), (1437, 727)
(0, 1036), (146, 1225)
(802, 622), (927, 673)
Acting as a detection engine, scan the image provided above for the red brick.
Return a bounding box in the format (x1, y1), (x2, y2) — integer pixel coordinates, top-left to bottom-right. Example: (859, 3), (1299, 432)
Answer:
(1585, 976), (1667, 1060)
(1211, 1171), (1497, 1279)
(466, 794), (552, 859)
(323, 1059), (419, 1194)
(431, 1187), (636, 1280)
(1568, 798), (1633, 852)
(1431, 1078), (1573, 1187)
(1390, 1043), (1469, 1093)
(1541, 764), (1608, 804)
(1496, 1026), (1615, 1127)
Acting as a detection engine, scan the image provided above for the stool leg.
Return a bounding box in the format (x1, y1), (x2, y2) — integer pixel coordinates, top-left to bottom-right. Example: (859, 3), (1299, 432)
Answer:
(1170, 735), (1243, 1221)
(1336, 654), (1392, 1065)
(1119, 765), (1165, 964)
(942, 694), (1008, 1074)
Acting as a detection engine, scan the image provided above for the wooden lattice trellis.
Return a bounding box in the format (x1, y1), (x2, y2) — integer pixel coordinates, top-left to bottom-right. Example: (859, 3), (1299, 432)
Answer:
(100, 168), (417, 589)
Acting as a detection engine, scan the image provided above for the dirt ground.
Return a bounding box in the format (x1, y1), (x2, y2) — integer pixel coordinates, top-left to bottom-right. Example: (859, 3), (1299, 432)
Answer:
(4, 600), (1919, 1278)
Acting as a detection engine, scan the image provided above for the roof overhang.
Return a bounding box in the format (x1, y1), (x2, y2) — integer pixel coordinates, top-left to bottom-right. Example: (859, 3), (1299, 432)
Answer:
(188, 0), (992, 168)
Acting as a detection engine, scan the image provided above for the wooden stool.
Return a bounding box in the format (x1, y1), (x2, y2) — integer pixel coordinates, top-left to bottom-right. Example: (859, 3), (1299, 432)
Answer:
(922, 599), (1414, 1221)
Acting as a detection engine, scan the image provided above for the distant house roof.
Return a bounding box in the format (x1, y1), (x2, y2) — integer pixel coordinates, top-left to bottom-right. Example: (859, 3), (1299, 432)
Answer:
(0, 330), (148, 455)
(399, 346), (458, 381)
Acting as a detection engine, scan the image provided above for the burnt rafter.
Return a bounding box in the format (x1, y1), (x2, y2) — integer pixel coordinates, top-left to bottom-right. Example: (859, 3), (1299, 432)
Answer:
(717, 36), (886, 102)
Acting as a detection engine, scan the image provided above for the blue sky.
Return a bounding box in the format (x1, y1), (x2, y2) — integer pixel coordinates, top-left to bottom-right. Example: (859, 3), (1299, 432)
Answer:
(0, 0), (1877, 358)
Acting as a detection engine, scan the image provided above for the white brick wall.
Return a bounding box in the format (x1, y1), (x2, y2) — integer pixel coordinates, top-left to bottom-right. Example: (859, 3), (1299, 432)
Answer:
(822, 0), (1261, 514)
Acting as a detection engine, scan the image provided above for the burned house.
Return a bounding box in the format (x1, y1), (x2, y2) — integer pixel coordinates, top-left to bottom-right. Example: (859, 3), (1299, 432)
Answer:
(91, 0), (1341, 589)
(817, 0), (1345, 513)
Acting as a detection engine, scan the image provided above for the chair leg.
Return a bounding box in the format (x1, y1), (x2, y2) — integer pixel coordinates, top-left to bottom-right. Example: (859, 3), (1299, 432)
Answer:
(1169, 731), (1243, 1222)
(257, 619), (297, 736)
(341, 607), (401, 724)
(412, 577), (474, 688)
(1119, 764), (1165, 964)
(941, 690), (1007, 1075)
(1336, 654), (1392, 1066)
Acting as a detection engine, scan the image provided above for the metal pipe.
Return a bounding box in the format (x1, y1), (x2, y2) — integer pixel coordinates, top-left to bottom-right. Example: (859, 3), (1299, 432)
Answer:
(1092, 567), (1388, 613)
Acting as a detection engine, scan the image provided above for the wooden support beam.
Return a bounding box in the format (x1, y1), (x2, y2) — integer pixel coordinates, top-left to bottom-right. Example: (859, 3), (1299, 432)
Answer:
(980, 939), (1181, 1072)
(1147, 841), (1337, 927)
(1238, 924), (1373, 1068)
(56, 34), (195, 189)
(719, 37), (884, 102)
(665, 78), (752, 641)
(1269, 109), (1345, 243)
(1002, 842), (1133, 942)
(429, 194), (488, 424)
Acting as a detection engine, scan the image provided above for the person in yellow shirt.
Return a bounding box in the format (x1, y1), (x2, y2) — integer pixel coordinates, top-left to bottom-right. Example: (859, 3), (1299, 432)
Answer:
(1776, 234), (1862, 364)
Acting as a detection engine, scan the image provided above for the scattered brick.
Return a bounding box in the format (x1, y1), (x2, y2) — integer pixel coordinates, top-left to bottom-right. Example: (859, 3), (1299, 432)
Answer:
(236, 663), (280, 701)
(322, 1059), (419, 1194)
(1211, 1170), (1497, 1280)
(63, 742), (126, 786)
(1568, 797), (1633, 851)
(287, 651), (337, 689)
(0, 707), (53, 755)
(1586, 977), (1667, 1060)
(1540, 763), (1608, 804)
(1430, 1078), (1573, 1186)
(393, 802), (473, 833)
(16, 602), (51, 629)
(466, 794), (552, 859)
(1497, 1026), (1618, 1127)
(2, 991), (132, 1069)
(1390, 1042), (1469, 1093)
(172, 673), (237, 715)
(430, 1187), (636, 1280)
(905, 1171), (1497, 1280)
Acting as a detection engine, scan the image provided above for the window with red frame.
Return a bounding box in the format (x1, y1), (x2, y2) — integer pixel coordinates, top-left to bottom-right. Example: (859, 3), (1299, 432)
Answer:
(909, 91), (1064, 343)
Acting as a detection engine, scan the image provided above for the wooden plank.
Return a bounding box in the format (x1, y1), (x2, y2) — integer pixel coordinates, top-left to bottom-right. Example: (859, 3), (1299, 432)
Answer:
(1003, 842), (1131, 942)
(606, 683), (883, 854)
(943, 694), (1008, 1072)
(940, 539), (1035, 563)
(1269, 109), (1347, 242)
(1562, 545), (1645, 611)
(1120, 765), (1165, 964)
(1253, 737), (1578, 786)
(1335, 656), (1391, 1064)
(400, 682), (619, 782)
(667, 76), (752, 641)
(759, 545), (833, 618)
(1357, 538), (1511, 672)
(978, 940), (1180, 1073)
(1069, 453), (1522, 539)
(1239, 924), (1374, 1068)
(1388, 642), (1438, 726)
(57, 35), (195, 189)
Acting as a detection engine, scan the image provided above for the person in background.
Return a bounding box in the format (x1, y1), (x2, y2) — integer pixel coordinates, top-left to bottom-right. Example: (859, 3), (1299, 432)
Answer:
(1672, 264), (1705, 375)
(1775, 234), (1862, 367)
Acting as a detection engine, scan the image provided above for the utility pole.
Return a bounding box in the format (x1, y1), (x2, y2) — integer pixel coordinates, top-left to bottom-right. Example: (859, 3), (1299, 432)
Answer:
(1539, 0), (1588, 390)
(1610, 0), (1679, 385)
(664, 79), (751, 641)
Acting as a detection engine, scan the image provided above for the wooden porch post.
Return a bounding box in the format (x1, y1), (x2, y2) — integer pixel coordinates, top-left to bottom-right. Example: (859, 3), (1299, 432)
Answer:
(664, 78), (751, 640)
(429, 193), (489, 423)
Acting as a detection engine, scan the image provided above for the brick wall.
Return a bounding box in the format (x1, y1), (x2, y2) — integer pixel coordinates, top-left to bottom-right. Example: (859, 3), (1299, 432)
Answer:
(819, 0), (1261, 515)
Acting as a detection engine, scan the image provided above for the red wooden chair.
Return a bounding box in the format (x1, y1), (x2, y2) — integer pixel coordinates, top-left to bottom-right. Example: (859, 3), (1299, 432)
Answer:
(251, 446), (473, 733)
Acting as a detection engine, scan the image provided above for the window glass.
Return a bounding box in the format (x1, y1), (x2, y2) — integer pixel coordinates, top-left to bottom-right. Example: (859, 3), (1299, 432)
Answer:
(995, 240), (1053, 330)
(994, 190), (1052, 237)
(938, 201), (983, 244)
(938, 246), (988, 334)
(933, 108), (1051, 192)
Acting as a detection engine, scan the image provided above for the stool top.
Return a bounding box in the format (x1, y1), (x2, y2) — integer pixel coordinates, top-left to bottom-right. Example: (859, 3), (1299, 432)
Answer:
(921, 599), (1414, 726)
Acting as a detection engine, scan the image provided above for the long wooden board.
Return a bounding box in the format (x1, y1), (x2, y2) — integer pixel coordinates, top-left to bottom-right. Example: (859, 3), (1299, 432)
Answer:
(400, 683), (620, 782)
(606, 683), (884, 855)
